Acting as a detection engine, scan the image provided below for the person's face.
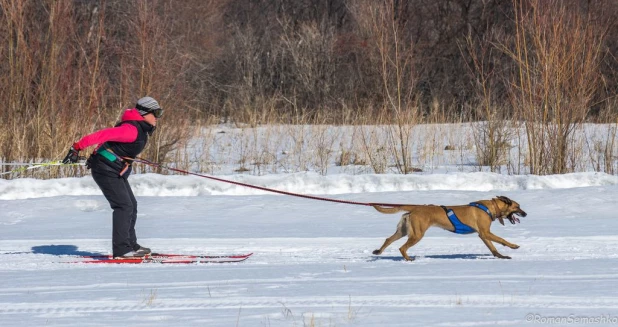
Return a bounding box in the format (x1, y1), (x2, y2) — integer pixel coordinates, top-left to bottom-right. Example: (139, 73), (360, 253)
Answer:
(143, 112), (157, 126)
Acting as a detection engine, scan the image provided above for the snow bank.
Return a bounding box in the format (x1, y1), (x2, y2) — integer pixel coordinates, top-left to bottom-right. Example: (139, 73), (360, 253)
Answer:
(2, 171), (617, 200)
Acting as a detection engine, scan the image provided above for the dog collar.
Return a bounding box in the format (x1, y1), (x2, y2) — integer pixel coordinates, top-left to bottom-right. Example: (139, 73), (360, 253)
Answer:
(469, 202), (493, 220)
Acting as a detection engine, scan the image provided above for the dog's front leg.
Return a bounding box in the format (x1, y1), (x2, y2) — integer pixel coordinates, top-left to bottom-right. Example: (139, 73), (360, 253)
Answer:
(486, 232), (519, 249)
(478, 233), (511, 259)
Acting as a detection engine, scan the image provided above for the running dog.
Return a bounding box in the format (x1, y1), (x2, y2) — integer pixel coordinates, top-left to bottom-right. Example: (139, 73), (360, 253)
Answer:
(371, 196), (527, 261)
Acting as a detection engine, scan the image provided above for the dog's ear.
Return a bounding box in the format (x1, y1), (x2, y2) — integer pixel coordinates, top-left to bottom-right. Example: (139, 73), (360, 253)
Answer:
(496, 196), (512, 205)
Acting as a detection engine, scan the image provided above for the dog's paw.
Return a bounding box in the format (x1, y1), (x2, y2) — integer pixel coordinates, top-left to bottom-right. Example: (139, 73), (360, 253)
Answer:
(372, 250), (381, 255)
(492, 252), (511, 259)
(509, 244), (520, 249)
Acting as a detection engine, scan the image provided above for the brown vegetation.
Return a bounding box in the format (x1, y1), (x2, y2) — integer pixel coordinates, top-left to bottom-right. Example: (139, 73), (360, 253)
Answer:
(1, 0), (617, 177)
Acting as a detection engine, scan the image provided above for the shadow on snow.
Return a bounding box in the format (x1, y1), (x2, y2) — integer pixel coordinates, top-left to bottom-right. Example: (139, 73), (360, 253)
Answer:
(31, 244), (104, 256)
(369, 253), (493, 261)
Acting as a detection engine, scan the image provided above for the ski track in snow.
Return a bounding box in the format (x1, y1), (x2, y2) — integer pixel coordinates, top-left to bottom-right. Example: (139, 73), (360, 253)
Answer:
(2, 179), (618, 326)
(1, 236), (618, 326)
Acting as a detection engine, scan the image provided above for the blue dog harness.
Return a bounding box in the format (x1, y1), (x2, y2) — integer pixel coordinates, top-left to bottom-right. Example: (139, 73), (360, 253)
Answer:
(440, 202), (493, 235)
(468, 202), (493, 220)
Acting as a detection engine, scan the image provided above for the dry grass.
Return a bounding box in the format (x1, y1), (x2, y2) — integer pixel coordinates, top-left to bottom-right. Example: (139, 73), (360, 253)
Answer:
(141, 288), (158, 306)
(3, 114), (618, 179)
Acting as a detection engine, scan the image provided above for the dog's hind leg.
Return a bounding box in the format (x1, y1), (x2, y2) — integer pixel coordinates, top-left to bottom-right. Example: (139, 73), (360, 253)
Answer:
(373, 214), (408, 255)
(372, 233), (404, 256)
(398, 225), (427, 261)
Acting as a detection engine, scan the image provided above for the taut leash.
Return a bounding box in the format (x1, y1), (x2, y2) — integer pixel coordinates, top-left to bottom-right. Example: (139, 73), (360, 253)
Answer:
(130, 157), (407, 208)
(4, 157), (407, 208)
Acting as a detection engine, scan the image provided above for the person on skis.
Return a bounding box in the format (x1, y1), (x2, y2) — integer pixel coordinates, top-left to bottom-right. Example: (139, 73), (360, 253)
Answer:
(62, 97), (163, 258)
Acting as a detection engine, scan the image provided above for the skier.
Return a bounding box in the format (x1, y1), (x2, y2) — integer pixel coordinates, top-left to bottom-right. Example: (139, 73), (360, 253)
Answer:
(62, 97), (163, 258)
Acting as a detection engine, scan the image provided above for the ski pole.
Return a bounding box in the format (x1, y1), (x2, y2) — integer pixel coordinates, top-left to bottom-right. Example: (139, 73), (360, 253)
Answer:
(0, 161), (83, 176)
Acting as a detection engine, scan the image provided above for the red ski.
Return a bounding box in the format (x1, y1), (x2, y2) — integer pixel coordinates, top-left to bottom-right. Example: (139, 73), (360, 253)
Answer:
(79, 252), (252, 259)
(70, 253), (253, 264)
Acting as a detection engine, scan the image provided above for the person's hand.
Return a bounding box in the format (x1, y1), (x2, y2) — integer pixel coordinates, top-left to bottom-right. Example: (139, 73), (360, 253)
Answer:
(62, 146), (80, 164)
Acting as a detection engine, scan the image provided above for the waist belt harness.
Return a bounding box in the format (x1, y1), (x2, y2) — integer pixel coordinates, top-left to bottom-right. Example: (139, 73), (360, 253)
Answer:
(440, 206), (476, 234)
(96, 148), (131, 176)
(97, 148), (118, 162)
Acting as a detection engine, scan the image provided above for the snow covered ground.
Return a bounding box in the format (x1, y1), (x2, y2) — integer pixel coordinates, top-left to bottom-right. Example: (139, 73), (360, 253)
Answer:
(2, 170), (618, 326)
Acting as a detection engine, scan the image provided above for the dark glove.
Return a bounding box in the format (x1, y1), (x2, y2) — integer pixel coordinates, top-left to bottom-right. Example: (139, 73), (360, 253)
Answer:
(62, 146), (80, 164)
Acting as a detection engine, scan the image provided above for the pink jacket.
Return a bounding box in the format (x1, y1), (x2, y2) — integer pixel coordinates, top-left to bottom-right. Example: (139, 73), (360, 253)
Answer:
(73, 109), (144, 151)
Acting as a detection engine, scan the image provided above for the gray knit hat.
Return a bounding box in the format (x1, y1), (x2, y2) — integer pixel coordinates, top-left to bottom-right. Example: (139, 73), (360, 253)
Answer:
(136, 96), (161, 116)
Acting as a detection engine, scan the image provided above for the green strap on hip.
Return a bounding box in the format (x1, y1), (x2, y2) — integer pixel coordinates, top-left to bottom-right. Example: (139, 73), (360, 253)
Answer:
(98, 148), (118, 162)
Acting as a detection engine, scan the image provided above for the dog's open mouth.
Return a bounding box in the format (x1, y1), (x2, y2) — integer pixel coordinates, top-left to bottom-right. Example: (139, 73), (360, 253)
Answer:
(506, 211), (527, 224)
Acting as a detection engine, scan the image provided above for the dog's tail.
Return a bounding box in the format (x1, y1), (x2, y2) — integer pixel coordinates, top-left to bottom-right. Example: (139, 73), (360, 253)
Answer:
(372, 205), (419, 214)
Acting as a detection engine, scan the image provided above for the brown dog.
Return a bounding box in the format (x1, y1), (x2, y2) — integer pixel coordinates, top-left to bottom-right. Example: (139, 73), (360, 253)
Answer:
(372, 196), (527, 261)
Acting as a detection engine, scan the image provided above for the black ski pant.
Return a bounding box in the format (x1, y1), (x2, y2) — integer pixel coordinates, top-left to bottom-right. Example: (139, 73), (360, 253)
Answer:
(92, 170), (140, 257)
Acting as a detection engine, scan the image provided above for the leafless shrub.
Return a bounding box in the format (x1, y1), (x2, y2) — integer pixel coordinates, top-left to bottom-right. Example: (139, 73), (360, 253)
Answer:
(351, 1), (421, 174)
(500, 0), (607, 175)
(308, 125), (340, 175)
(586, 102), (618, 174)
(462, 31), (515, 172)
(358, 124), (389, 174)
